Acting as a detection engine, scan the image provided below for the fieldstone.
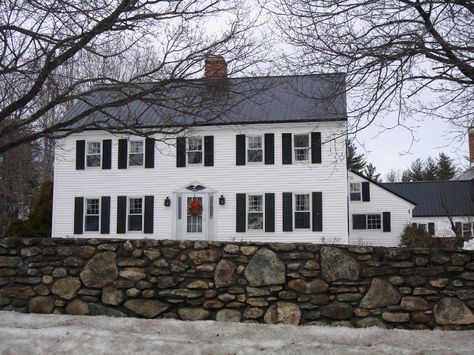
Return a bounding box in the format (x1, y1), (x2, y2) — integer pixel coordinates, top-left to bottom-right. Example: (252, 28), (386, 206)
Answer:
(158, 289), (202, 298)
(457, 290), (474, 300)
(354, 308), (370, 317)
(144, 248), (161, 261)
(224, 244), (240, 254)
(241, 246), (258, 256)
(52, 267), (67, 278)
(434, 297), (474, 325)
(80, 251), (118, 288)
(246, 287), (270, 297)
(264, 303), (301, 325)
(244, 307), (264, 319)
(126, 288), (141, 297)
(244, 248), (286, 287)
(214, 259), (237, 288)
(0, 256), (22, 267)
(42, 275), (53, 285)
(117, 258), (147, 267)
(203, 300), (224, 309)
(461, 272), (474, 281)
(247, 298), (268, 307)
(196, 265), (215, 272)
(319, 303), (353, 320)
(187, 280), (209, 289)
(102, 287), (124, 306)
(88, 303), (126, 317)
(216, 309), (241, 322)
(189, 249), (222, 265)
(412, 312), (431, 323)
(66, 300), (89, 315)
(218, 293), (235, 302)
(33, 285), (50, 296)
(382, 312), (410, 323)
(388, 276), (404, 286)
(21, 247), (41, 257)
(157, 276), (176, 289)
(430, 278), (449, 288)
(356, 317), (387, 329)
(337, 293), (363, 302)
(400, 296), (429, 311)
(0, 269), (16, 277)
(124, 299), (170, 318)
(0, 296), (9, 306)
(359, 278), (400, 309)
(431, 255), (450, 264)
(385, 249), (410, 260)
(452, 253), (470, 266)
(153, 259), (169, 267)
(177, 308), (210, 321)
(74, 245), (96, 259)
(51, 276), (81, 300)
(288, 279), (328, 294)
(321, 247), (360, 282)
(413, 287), (437, 296)
(119, 268), (146, 280)
(28, 296), (54, 314)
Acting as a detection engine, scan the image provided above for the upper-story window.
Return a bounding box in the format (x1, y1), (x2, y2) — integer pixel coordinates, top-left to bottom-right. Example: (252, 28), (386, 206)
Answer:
(129, 140), (144, 167)
(248, 194), (264, 230)
(294, 134), (310, 161)
(85, 198), (100, 232)
(247, 136), (263, 163)
(187, 137), (203, 165)
(86, 142), (101, 167)
(295, 193), (310, 229)
(350, 183), (361, 201)
(128, 197), (143, 231)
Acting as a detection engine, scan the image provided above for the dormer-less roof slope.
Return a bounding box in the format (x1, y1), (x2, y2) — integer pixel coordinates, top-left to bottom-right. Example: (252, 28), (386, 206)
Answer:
(383, 181), (474, 217)
(60, 74), (347, 129)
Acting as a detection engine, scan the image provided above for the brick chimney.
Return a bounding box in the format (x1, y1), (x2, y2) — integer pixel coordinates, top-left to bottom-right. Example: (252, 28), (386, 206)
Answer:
(205, 55), (227, 80)
(470, 127), (474, 167)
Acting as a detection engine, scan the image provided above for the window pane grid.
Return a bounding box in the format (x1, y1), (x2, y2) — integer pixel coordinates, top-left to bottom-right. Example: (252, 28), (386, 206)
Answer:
(186, 197), (203, 233)
(295, 194), (310, 211)
(248, 195), (263, 230)
(86, 142), (101, 167)
(85, 199), (100, 232)
(128, 198), (143, 231)
(350, 183), (361, 201)
(129, 141), (144, 166)
(129, 198), (142, 214)
(463, 223), (472, 238)
(187, 137), (203, 164)
(367, 214), (381, 229)
(248, 195), (263, 212)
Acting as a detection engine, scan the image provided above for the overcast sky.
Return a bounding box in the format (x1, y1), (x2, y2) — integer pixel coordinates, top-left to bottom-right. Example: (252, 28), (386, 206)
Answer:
(352, 114), (469, 179)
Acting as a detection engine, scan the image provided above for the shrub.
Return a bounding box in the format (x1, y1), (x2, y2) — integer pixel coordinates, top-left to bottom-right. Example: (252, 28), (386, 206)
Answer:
(400, 224), (464, 249)
(4, 180), (53, 238)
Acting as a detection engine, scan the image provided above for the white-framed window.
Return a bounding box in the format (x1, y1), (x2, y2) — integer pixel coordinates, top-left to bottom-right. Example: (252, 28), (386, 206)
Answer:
(86, 141), (101, 167)
(187, 137), (203, 165)
(129, 140), (144, 167)
(462, 223), (473, 238)
(247, 135), (263, 163)
(418, 223), (427, 232)
(352, 213), (381, 230)
(84, 198), (100, 232)
(248, 194), (264, 230)
(128, 197), (143, 231)
(294, 134), (310, 161)
(350, 183), (361, 201)
(294, 193), (311, 229)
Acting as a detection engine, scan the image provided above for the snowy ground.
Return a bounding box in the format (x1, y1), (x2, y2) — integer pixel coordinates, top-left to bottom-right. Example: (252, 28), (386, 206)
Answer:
(0, 312), (473, 354)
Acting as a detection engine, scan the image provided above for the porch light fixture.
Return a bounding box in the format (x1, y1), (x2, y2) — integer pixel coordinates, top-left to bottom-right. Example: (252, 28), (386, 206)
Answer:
(219, 195), (225, 205)
(164, 196), (171, 207)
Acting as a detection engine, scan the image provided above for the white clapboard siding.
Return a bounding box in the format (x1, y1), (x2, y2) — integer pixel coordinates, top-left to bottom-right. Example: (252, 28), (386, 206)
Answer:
(53, 121), (349, 243)
(347, 172), (415, 247)
(411, 217), (474, 238)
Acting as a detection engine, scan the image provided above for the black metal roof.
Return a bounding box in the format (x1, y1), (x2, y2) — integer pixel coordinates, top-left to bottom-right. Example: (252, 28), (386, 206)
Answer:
(61, 74), (347, 129)
(382, 181), (474, 217)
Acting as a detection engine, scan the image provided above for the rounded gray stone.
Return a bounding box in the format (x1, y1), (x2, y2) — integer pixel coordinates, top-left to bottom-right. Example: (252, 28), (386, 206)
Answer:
(434, 297), (474, 325)
(214, 259), (237, 288)
(321, 247), (360, 282)
(216, 309), (241, 322)
(359, 278), (401, 309)
(244, 248), (286, 287)
(80, 251), (118, 288)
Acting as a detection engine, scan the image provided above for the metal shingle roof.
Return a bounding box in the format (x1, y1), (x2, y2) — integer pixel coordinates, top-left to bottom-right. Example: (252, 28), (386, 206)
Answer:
(382, 181), (474, 217)
(60, 74), (347, 129)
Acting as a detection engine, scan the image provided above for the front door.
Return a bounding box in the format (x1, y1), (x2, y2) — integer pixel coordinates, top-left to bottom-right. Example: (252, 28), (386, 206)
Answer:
(182, 194), (207, 240)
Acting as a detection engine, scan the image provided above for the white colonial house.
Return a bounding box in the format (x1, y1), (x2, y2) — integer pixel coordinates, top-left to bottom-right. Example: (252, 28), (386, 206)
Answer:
(53, 57), (352, 244)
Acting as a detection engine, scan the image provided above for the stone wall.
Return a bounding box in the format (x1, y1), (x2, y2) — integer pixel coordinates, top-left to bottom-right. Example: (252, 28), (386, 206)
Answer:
(1, 238), (474, 329)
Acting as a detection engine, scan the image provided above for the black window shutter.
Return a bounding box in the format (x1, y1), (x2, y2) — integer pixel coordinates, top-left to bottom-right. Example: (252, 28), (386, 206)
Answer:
(282, 133), (292, 165)
(311, 132), (321, 164)
(74, 197), (84, 234)
(117, 196), (127, 234)
(362, 182), (370, 202)
(264, 133), (274, 165)
(312, 192), (323, 232)
(76, 140), (85, 170)
(265, 193), (275, 232)
(144, 196), (154, 234)
(282, 192), (293, 231)
(102, 139), (112, 170)
(236, 193), (246, 232)
(118, 139), (128, 169)
(428, 222), (435, 236)
(100, 196), (110, 234)
(236, 134), (246, 166)
(353, 214), (367, 230)
(176, 137), (186, 167)
(204, 136), (214, 167)
(145, 138), (155, 169)
(383, 212), (391, 232)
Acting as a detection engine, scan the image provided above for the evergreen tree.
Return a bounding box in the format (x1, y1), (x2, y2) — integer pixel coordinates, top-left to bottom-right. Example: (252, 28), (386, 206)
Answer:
(384, 169), (401, 182)
(402, 158), (424, 181)
(364, 163), (381, 182)
(437, 153), (458, 180)
(347, 140), (366, 173)
(423, 157), (438, 181)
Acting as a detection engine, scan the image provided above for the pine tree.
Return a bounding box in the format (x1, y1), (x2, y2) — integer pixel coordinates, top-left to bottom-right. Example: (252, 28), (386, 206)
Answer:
(364, 163), (381, 182)
(423, 157), (438, 181)
(347, 140), (366, 173)
(437, 153), (458, 180)
(402, 158), (424, 181)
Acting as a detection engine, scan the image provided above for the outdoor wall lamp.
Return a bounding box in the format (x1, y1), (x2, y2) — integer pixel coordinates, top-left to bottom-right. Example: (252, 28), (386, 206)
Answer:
(164, 196), (171, 207)
(219, 195), (225, 205)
